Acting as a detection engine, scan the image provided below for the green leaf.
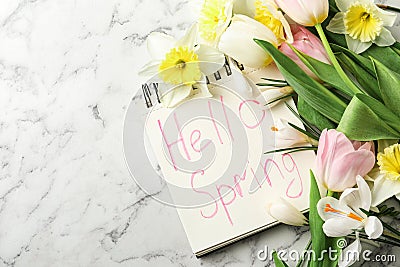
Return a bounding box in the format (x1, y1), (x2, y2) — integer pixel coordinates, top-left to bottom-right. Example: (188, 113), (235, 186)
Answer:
(255, 39), (347, 123)
(323, 237), (342, 267)
(337, 94), (400, 141)
(336, 53), (382, 100)
(272, 251), (289, 267)
(372, 58), (400, 115)
(361, 45), (400, 74)
(298, 97), (336, 131)
(309, 170), (325, 267)
(290, 46), (353, 96)
(331, 44), (375, 75)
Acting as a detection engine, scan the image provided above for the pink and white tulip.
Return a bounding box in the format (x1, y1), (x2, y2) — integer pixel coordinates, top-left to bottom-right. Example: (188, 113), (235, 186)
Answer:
(279, 25), (330, 79)
(315, 129), (375, 192)
(275, 0), (328, 26)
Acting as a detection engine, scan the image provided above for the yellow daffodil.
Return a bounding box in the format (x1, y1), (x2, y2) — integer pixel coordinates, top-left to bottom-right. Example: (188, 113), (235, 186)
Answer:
(139, 24), (225, 107)
(234, 0), (293, 44)
(327, 0), (397, 54)
(198, 0), (234, 46)
(371, 144), (400, 206)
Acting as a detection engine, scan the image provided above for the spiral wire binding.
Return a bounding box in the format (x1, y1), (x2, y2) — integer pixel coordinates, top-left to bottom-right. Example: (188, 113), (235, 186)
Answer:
(141, 57), (245, 108)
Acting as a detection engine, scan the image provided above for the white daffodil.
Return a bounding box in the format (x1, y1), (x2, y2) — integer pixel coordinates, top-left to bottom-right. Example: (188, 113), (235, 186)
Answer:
(371, 144), (400, 206)
(198, 0), (234, 46)
(266, 197), (308, 226)
(139, 24), (225, 107)
(327, 0), (397, 54)
(233, 0), (293, 44)
(318, 176), (383, 239)
(219, 14), (278, 68)
(338, 233), (362, 267)
(271, 118), (317, 148)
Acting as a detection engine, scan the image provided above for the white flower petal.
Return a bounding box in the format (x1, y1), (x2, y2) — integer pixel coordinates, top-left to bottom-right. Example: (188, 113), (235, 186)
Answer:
(266, 197), (308, 226)
(377, 7), (397, 26)
(371, 175), (400, 207)
(274, 118), (309, 148)
(138, 60), (161, 77)
(218, 14), (277, 68)
(364, 216), (383, 239)
(327, 12), (346, 34)
(335, 0), (351, 11)
(318, 197), (352, 221)
(196, 45), (225, 75)
(234, 0), (253, 17)
(147, 32), (176, 60)
(338, 238), (362, 267)
(323, 218), (362, 237)
(356, 176), (372, 211)
(192, 78), (212, 98)
(345, 35), (372, 54)
(374, 27), (396, 47)
(161, 84), (192, 108)
(176, 23), (198, 48)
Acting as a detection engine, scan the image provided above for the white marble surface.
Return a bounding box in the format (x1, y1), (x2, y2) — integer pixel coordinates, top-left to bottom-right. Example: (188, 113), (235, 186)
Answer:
(0, 0), (399, 266)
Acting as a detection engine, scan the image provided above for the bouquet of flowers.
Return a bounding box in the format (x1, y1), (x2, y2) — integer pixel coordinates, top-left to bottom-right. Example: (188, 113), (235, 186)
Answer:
(139, 0), (400, 266)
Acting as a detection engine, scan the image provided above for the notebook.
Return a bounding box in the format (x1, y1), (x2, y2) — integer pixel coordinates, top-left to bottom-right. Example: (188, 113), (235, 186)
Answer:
(142, 59), (315, 257)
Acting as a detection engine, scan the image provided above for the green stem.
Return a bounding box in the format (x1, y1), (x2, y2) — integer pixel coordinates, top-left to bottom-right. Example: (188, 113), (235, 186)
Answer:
(327, 190), (334, 197)
(314, 24), (363, 95)
(296, 238), (312, 267)
(353, 233), (400, 247)
(382, 221), (400, 237)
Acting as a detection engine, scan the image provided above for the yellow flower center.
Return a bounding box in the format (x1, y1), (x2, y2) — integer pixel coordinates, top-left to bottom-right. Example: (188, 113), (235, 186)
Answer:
(254, 0), (285, 43)
(159, 46), (201, 85)
(199, 0), (228, 42)
(377, 144), (400, 181)
(344, 3), (383, 43)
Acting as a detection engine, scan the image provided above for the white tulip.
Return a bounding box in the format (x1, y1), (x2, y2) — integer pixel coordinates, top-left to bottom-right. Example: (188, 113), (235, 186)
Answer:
(266, 197), (308, 226)
(218, 14), (278, 68)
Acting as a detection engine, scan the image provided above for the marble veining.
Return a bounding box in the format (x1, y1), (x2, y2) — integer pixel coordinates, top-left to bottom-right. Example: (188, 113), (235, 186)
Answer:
(0, 0), (399, 266)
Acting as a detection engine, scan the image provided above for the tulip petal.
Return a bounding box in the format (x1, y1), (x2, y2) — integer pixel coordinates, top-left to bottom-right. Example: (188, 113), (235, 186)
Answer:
(345, 35), (372, 54)
(219, 15), (277, 68)
(338, 238), (362, 267)
(196, 45), (225, 75)
(323, 218), (362, 237)
(329, 149), (375, 192)
(147, 32), (176, 60)
(371, 174), (400, 206)
(364, 216), (383, 239)
(374, 28), (396, 47)
(326, 12), (346, 34)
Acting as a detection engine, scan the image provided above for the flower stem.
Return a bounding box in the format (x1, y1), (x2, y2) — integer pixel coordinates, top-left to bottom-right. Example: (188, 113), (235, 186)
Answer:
(314, 24), (363, 95)
(327, 190), (334, 197)
(382, 221), (400, 238)
(295, 238), (312, 267)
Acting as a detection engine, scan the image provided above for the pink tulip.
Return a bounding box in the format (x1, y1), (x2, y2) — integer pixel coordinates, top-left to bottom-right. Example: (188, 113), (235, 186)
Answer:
(279, 25), (330, 79)
(315, 129), (375, 192)
(275, 0), (328, 27)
